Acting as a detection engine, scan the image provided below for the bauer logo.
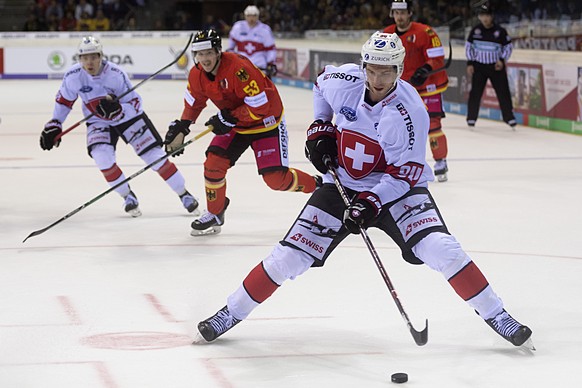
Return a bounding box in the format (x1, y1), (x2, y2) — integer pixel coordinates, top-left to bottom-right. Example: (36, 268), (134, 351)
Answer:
(47, 51), (66, 70)
(339, 106), (357, 121)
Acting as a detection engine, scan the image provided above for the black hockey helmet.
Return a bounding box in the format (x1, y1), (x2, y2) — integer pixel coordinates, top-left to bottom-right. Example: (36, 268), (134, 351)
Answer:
(477, 4), (493, 15)
(191, 29), (222, 53)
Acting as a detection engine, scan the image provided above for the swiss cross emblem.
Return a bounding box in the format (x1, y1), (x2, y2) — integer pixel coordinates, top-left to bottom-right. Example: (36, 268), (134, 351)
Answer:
(339, 129), (384, 179)
(244, 42), (257, 54)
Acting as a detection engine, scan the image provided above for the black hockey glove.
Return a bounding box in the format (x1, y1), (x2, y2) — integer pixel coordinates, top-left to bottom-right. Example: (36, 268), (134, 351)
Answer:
(410, 64), (432, 86)
(96, 95), (123, 120)
(304, 119), (338, 174)
(266, 63), (278, 79)
(205, 109), (238, 135)
(343, 191), (382, 234)
(164, 119), (192, 156)
(40, 119), (62, 151)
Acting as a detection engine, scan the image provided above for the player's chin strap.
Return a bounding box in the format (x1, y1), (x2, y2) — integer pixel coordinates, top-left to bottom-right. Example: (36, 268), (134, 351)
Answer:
(323, 155), (429, 346)
(23, 126), (213, 243)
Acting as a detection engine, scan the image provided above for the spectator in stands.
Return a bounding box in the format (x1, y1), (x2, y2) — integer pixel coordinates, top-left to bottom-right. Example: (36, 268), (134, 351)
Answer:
(45, 0), (63, 22)
(93, 9), (111, 31)
(105, 0), (129, 30)
(77, 11), (94, 31)
(75, 0), (94, 21)
(59, 9), (77, 31)
(23, 11), (46, 31)
(63, 0), (76, 16)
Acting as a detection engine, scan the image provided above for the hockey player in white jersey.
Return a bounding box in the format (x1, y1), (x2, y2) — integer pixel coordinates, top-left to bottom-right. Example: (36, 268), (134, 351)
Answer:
(228, 5), (277, 78)
(193, 32), (532, 349)
(40, 36), (200, 217)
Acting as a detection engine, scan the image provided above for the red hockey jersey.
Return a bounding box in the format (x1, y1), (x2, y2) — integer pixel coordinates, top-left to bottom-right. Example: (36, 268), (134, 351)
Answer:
(383, 22), (448, 97)
(181, 52), (284, 134)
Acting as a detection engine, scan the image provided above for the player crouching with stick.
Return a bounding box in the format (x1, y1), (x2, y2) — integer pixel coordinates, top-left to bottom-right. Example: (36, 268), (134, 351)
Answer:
(191, 32), (533, 350)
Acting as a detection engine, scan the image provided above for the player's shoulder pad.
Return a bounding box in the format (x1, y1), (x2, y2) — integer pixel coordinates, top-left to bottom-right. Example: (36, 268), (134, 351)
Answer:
(317, 63), (362, 86)
(63, 64), (82, 79)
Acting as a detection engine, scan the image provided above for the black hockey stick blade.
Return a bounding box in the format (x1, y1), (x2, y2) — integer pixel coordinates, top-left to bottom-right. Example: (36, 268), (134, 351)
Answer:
(426, 41), (452, 76)
(409, 319), (429, 346)
(55, 33), (194, 142)
(23, 126), (212, 243)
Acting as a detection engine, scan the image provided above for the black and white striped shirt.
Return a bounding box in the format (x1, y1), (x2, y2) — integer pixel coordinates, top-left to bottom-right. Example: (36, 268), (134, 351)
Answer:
(465, 23), (513, 65)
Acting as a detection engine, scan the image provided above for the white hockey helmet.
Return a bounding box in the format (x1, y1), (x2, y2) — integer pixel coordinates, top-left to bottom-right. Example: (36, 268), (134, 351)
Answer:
(78, 36), (103, 56)
(361, 32), (406, 79)
(244, 5), (260, 16)
(390, 0), (413, 14)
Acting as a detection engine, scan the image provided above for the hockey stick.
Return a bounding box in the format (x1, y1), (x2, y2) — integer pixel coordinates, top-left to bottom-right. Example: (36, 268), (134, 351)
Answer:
(53, 33), (194, 144)
(425, 41), (452, 76)
(324, 156), (428, 346)
(23, 126), (213, 243)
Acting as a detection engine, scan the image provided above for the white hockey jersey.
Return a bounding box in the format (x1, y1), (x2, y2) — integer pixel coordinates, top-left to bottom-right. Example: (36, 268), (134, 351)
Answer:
(314, 63), (435, 205)
(52, 60), (143, 126)
(227, 20), (276, 69)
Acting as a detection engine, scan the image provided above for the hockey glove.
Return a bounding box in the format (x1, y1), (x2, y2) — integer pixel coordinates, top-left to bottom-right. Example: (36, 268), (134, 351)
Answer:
(304, 119), (338, 174)
(266, 63), (278, 79)
(164, 119), (191, 156)
(205, 109), (238, 135)
(40, 119), (62, 151)
(410, 64), (432, 87)
(96, 95), (123, 120)
(343, 191), (382, 234)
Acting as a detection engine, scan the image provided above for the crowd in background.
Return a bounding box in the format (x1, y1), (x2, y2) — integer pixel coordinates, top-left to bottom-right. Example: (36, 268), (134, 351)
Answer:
(20, 0), (582, 34)
(23, 0), (145, 31)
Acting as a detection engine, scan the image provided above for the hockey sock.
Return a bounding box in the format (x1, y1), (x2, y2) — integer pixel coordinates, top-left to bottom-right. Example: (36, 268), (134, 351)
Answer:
(155, 160), (187, 194)
(429, 126), (448, 160)
(242, 262), (280, 304)
(204, 153), (230, 214)
(262, 168), (317, 193)
(101, 163), (130, 197)
(448, 261), (489, 301)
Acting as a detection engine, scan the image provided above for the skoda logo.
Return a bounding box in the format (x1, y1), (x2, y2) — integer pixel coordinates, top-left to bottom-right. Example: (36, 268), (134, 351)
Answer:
(47, 51), (66, 70)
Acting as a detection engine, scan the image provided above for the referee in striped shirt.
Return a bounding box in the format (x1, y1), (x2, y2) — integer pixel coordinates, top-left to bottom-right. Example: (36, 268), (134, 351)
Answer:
(465, 4), (516, 128)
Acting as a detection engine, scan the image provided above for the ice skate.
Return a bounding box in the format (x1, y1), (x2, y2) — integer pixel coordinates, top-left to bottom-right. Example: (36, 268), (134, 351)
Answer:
(193, 305), (241, 344)
(124, 191), (142, 217)
(180, 191), (200, 215)
(485, 309), (533, 348)
(190, 198), (230, 236)
(433, 159), (448, 182)
(507, 119), (517, 131)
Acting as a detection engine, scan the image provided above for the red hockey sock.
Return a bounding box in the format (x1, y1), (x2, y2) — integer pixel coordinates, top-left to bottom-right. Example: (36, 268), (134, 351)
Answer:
(242, 262), (280, 303)
(448, 261), (489, 301)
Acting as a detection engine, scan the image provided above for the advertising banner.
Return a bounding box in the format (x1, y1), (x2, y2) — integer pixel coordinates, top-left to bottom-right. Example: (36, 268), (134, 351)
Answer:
(2, 44), (191, 79)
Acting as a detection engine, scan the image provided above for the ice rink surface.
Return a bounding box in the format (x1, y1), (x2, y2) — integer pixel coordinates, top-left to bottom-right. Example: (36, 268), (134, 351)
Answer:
(1, 79), (582, 387)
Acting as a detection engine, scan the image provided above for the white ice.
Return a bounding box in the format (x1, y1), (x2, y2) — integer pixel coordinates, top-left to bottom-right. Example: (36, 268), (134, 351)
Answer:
(1, 79), (582, 387)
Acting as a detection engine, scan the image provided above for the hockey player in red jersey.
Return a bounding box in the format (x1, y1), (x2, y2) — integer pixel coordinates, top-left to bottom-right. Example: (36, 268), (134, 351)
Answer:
(191, 32), (533, 349)
(384, 0), (450, 182)
(164, 30), (319, 236)
(40, 36), (200, 217)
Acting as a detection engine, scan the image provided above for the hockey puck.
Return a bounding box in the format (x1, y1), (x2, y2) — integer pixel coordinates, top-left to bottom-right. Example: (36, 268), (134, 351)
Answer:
(391, 373), (408, 383)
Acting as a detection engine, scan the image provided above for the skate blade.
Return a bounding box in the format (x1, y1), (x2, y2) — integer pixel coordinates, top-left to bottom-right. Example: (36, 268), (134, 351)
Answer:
(187, 207), (201, 217)
(436, 173), (448, 182)
(126, 208), (142, 218)
(190, 225), (222, 236)
(192, 332), (210, 345)
(521, 337), (536, 351)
